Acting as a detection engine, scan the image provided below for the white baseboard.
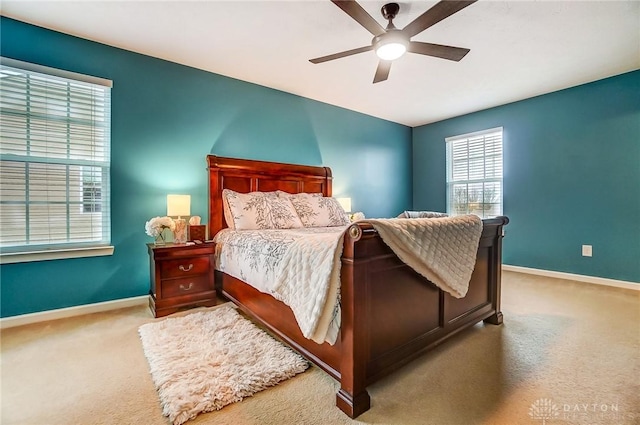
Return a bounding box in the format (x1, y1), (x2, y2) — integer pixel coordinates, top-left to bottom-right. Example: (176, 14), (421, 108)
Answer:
(0, 295), (149, 330)
(502, 265), (639, 291)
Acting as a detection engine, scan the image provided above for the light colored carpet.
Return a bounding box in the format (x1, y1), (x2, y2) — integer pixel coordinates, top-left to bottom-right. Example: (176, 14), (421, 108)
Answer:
(1, 271), (639, 424)
(138, 305), (309, 425)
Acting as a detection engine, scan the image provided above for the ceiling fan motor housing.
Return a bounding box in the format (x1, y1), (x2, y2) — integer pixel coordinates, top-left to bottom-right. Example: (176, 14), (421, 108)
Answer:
(381, 3), (400, 21)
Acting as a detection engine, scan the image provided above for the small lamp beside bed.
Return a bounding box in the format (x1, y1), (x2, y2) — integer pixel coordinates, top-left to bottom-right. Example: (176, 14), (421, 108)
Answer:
(167, 194), (190, 244)
(337, 197), (352, 214)
(337, 197), (365, 222)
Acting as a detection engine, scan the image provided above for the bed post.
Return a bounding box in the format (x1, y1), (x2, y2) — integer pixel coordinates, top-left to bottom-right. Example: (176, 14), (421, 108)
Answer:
(206, 155), (225, 239)
(336, 224), (371, 418)
(483, 216), (509, 325)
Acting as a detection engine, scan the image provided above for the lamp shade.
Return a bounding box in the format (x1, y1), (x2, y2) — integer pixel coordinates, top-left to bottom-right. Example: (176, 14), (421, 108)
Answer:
(337, 197), (352, 213)
(167, 194), (191, 217)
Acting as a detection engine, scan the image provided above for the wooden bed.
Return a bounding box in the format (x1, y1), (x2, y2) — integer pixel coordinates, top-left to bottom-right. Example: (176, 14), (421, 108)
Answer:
(207, 155), (509, 418)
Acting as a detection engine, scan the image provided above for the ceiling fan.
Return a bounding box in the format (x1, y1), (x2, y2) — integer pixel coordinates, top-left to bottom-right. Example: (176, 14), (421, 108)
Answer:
(310, 0), (477, 83)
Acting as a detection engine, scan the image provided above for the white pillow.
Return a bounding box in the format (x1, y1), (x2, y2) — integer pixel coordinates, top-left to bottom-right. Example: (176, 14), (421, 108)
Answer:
(222, 190), (278, 229)
(287, 193), (350, 227)
(222, 190), (237, 230)
(222, 189), (303, 230)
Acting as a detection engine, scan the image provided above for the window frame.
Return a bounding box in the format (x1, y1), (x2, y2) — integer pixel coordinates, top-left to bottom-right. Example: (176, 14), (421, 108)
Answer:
(0, 57), (114, 264)
(445, 127), (504, 218)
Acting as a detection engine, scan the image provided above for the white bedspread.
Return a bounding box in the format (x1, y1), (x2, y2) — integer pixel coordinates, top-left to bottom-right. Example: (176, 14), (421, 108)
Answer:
(213, 227), (346, 345)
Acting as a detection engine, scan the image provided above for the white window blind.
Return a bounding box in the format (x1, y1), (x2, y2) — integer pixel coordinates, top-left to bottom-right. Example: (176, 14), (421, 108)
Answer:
(446, 127), (503, 218)
(0, 58), (112, 254)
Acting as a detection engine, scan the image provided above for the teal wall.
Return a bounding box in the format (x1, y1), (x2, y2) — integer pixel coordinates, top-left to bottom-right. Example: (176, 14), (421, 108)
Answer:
(413, 70), (640, 283)
(0, 18), (412, 317)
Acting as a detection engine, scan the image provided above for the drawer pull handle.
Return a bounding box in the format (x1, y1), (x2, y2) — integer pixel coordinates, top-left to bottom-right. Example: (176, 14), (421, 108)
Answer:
(179, 282), (194, 291)
(178, 264), (193, 272)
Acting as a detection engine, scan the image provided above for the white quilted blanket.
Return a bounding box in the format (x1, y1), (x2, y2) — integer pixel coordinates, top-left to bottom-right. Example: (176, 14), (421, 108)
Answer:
(362, 215), (483, 298)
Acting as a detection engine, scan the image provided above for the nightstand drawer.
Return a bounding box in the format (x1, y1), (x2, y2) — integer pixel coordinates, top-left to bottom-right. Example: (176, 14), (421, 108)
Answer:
(161, 275), (212, 298)
(160, 256), (211, 279)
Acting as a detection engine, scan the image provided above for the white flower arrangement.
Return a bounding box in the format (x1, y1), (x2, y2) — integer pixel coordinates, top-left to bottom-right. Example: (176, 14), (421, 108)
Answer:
(349, 212), (365, 222)
(145, 216), (176, 237)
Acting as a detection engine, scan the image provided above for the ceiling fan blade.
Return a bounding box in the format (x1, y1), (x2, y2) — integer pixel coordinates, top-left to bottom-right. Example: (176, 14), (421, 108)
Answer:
(331, 0), (386, 36)
(402, 0), (477, 38)
(309, 45), (372, 64)
(373, 60), (392, 84)
(408, 41), (470, 61)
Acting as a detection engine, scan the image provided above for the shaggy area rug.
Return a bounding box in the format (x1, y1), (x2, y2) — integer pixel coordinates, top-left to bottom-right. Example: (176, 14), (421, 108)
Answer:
(138, 305), (309, 425)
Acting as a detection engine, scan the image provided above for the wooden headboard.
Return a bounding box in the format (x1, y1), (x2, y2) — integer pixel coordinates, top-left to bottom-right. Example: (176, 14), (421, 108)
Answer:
(206, 155), (333, 238)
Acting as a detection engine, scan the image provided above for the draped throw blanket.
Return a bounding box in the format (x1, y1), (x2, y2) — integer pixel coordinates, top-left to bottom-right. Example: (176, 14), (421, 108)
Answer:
(363, 215), (483, 298)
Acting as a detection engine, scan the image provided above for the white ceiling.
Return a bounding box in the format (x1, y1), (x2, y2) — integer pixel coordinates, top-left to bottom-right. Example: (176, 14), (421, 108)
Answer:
(2, 1), (639, 127)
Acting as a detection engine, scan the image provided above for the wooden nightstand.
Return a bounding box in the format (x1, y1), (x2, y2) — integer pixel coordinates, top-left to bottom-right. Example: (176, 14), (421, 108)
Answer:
(147, 242), (216, 318)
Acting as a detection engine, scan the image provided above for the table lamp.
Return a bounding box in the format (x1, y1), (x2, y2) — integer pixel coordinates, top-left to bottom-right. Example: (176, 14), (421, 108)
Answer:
(167, 194), (190, 244)
(337, 197), (352, 213)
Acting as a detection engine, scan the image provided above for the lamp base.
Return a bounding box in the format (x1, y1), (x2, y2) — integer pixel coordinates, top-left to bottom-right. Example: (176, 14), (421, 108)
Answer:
(173, 218), (187, 244)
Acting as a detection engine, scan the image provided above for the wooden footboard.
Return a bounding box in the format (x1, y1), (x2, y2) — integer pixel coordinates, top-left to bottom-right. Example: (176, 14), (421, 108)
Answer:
(336, 216), (508, 417)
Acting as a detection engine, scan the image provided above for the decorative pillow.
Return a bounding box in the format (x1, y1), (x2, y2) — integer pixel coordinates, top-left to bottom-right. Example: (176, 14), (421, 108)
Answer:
(267, 196), (304, 229)
(287, 193), (351, 227)
(222, 189), (303, 230)
(222, 190), (237, 230)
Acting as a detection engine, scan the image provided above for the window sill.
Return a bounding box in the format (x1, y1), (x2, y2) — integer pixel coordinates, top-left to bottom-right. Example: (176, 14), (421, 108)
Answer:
(0, 246), (115, 264)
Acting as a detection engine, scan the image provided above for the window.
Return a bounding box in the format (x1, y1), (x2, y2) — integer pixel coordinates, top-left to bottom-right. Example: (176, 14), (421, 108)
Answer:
(0, 58), (112, 262)
(82, 167), (102, 213)
(446, 127), (503, 218)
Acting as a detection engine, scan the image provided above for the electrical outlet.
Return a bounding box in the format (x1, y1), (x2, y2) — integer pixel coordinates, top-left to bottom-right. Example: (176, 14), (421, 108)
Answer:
(582, 245), (593, 257)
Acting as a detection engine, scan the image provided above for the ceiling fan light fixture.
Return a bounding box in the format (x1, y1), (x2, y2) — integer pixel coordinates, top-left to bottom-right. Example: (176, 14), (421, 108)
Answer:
(373, 31), (408, 61)
(376, 42), (407, 61)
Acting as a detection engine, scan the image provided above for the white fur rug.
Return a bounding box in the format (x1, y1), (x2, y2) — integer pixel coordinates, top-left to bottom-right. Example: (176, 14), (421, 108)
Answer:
(138, 304), (309, 425)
